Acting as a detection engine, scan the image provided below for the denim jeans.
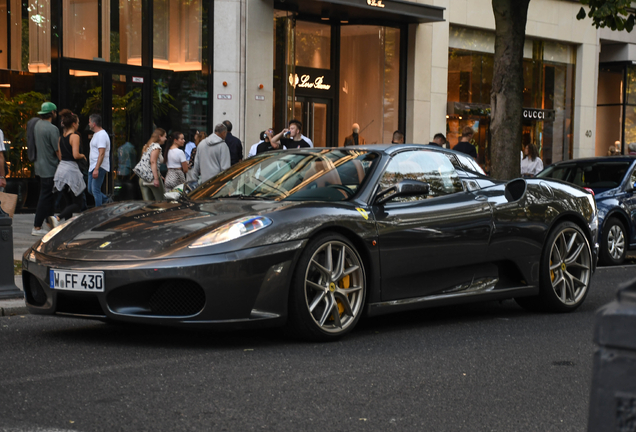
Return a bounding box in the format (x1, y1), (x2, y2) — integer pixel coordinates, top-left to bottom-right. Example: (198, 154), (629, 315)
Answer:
(87, 167), (108, 206)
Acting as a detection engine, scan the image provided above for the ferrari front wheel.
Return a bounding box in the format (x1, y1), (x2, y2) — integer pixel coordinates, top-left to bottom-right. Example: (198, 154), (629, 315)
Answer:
(287, 233), (366, 341)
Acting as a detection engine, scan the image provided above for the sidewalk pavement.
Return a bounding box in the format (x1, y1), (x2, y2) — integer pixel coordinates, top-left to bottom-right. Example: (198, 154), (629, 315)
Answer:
(1, 213), (39, 316)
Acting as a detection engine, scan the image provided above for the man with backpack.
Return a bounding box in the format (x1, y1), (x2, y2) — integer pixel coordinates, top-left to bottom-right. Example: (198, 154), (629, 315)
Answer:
(32, 102), (60, 236)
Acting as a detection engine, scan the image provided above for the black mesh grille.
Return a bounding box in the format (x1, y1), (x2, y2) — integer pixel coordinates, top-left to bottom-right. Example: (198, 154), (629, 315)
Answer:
(25, 273), (47, 306)
(148, 280), (205, 316)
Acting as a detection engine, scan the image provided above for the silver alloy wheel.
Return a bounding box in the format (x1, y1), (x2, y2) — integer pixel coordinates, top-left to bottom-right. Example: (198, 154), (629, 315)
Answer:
(304, 241), (364, 333)
(607, 224), (625, 260)
(548, 227), (591, 305)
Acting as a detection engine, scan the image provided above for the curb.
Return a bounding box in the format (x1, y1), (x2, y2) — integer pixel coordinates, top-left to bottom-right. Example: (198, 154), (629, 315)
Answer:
(0, 299), (28, 317)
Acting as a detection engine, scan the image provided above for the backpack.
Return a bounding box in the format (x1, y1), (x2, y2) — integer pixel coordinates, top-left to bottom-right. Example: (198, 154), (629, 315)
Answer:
(26, 117), (40, 162)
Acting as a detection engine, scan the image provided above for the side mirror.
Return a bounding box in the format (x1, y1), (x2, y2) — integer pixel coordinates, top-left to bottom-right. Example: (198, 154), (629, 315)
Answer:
(375, 180), (430, 205)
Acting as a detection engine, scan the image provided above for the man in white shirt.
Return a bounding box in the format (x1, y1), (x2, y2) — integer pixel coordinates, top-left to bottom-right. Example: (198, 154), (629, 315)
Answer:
(88, 114), (111, 206)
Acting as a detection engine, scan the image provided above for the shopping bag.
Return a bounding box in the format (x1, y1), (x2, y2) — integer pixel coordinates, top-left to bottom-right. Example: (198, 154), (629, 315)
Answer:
(0, 192), (18, 218)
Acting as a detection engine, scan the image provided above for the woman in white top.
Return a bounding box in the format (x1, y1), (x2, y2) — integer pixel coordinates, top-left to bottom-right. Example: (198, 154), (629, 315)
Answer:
(520, 143), (543, 178)
(139, 128), (167, 201)
(164, 131), (189, 190)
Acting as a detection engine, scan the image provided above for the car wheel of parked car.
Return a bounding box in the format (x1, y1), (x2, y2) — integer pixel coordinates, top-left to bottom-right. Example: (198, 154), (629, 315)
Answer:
(516, 221), (591, 312)
(286, 233), (366, 341)
(600, 218), (626, 266)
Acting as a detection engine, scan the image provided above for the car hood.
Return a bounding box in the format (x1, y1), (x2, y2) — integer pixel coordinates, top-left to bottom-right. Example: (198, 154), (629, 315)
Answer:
(35, 199), (296, 261)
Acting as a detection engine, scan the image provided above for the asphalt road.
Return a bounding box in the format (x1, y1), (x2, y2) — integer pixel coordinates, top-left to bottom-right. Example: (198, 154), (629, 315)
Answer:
(1, 266), (635, 432)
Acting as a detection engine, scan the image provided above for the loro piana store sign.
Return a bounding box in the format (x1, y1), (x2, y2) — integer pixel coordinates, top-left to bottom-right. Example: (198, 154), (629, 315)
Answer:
(289, 73), (331, 90)
(289, 67), (335, 96)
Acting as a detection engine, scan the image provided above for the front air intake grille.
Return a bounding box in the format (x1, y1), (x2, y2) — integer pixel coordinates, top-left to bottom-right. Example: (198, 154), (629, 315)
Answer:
(148, 280), (205, 316)
(24, 273), (47, 306)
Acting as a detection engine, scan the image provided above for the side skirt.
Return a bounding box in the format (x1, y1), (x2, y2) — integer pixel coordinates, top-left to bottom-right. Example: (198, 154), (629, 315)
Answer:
(366, 286), (539, 317)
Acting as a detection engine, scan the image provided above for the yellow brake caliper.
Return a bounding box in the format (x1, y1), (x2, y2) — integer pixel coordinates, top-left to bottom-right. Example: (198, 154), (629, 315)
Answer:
(550, 259), (555, 282)
(336, 275), (350, 315)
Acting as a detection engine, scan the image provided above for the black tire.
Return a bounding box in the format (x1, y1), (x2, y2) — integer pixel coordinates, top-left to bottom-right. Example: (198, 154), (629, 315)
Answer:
(286, 232), (366, 342)
(516, 221), (592, 313)
(599, 218), (627, 266)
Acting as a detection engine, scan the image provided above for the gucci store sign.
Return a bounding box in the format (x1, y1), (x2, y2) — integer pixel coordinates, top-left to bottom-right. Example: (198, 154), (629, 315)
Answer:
(523, 108), (555, 122)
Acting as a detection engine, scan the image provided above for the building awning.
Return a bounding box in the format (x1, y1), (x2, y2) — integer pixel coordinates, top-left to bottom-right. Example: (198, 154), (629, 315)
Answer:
(274, 0), (445, 24)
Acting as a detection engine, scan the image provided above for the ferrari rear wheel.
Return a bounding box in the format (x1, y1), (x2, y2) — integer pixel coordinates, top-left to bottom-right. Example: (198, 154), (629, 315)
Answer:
(599, 218), (626, 266)
(287, 233), (366, 341)
(516, 221), (592, 312)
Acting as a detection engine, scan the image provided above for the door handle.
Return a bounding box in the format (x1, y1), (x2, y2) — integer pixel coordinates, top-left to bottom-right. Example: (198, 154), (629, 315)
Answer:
(475, 195), (487, 201)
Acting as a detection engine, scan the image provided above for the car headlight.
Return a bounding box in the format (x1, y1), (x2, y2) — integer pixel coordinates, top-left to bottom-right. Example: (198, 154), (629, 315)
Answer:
(41, 216), (80, 244)
(189, 216), (272, 248)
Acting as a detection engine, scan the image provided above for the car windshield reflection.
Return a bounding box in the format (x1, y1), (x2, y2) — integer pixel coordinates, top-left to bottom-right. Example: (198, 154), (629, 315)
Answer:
(188, 149), (379, 202)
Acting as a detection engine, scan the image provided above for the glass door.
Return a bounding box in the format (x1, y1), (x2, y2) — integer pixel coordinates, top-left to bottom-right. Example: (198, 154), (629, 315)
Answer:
(60, 61), (151, 203)
(294, 97), (331, 147)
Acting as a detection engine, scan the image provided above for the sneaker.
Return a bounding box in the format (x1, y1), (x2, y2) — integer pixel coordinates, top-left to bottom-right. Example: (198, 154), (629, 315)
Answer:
(105, 195), (114, 204)
(48, 216), (60, 228)
(31, 227), (48, 236)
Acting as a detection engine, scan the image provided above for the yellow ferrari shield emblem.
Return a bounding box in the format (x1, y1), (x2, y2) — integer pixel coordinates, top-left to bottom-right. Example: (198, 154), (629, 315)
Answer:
(356, 208), (369, 220)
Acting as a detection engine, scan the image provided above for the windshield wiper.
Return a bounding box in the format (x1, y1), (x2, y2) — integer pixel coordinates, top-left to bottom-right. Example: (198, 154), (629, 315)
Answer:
(216, 194), (272, 200)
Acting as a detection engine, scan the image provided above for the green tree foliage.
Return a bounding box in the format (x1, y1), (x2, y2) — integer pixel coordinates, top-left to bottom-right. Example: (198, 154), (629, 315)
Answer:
(577, 0), (636, 32)
(0, 91), (49, 177)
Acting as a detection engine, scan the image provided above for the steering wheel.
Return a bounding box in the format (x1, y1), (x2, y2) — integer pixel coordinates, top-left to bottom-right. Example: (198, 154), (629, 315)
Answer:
(326, 184), (354, 197)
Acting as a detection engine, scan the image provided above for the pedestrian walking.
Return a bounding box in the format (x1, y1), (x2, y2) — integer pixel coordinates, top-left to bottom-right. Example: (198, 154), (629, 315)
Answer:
(520, 143), (543, 178)
(51, 110), (86, 222)
(136, 128), (167, 201)
(164, 131), (189, 191)
(187, 123), (231, 184)
(188, 131), (206, 168)
(223, 120), (243, 166)
(87, 114), (111, 206)
(32, 102), (60, 236)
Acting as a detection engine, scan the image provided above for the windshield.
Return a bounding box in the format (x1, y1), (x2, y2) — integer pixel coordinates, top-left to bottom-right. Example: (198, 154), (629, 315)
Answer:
(188, 149), (379, 201)
(538, 161), (631, 191)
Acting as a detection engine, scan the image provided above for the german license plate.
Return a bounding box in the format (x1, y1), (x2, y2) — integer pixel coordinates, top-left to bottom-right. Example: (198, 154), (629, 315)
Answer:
(49, 269), (104, 292)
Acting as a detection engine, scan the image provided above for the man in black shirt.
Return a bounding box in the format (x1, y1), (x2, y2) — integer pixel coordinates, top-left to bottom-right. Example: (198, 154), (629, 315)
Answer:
(256, 130), (276, 154)
(222, 120), (243, 165)
(392, 130), (404, 144)
(428, 133), (446, 147)
(271, 119), (311, 149)
(453, 126), (478, 160)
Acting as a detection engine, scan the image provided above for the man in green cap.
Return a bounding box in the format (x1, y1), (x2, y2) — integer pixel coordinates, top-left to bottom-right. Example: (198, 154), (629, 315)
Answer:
(32, 101), (60, 236)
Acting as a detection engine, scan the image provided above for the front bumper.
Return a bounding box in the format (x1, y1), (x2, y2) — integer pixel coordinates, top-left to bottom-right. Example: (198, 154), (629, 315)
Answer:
(22, 240), (305, 329)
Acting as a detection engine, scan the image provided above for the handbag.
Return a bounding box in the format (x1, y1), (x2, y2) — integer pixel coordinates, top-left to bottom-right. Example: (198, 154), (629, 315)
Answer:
(133, 144), (159, 183)
(0, 192), (18, 218)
